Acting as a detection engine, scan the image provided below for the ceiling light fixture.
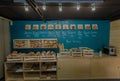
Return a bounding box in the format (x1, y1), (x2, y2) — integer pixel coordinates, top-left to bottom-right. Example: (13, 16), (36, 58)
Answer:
(76, 2), (80, 11)
(92, 6), (96, 11)
(42, 2), (46, 11)
(24, 2), (29, 12)
(24, 5), (29, 11)
(91, 3), (96, 11)
(59, 3), (62, 12)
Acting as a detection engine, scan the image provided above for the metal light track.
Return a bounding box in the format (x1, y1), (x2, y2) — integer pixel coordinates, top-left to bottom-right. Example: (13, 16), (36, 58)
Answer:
(26, 0), (45, 21)
(14, 0), (26, 3)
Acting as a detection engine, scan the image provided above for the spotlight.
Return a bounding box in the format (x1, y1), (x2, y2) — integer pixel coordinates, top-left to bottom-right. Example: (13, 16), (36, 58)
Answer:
(76, 3), (80, 11)
(59, 3), (62, 12)
(24, 5), (29, 11)
(42, 4), (46, 11)
(92, 6), (96, 11)
(24, 3), (29, 12)
(91, 3), (96, 11)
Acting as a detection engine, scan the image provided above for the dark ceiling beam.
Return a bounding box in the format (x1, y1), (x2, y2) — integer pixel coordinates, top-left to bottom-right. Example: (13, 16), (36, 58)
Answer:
(106, 8), (120, 19)
(109, 14), (120, 20)
(109, 15), (120, 21)
(3, 6), (24, 20)
(26, 0), (45, 21)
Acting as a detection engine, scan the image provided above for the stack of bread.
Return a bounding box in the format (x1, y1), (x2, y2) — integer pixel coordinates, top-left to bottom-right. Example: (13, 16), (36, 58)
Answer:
(40, 51), (56, 58)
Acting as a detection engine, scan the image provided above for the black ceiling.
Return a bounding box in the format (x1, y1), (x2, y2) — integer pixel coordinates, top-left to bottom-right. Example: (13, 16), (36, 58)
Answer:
(0, 0), (120, 21)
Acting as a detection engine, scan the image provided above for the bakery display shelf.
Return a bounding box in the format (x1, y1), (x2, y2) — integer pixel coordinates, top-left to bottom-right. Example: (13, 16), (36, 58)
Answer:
(59, 52), (72, 57)
(14, 47), (58, 49)
(24, 56), (40, 62)
(24, 68), (40, 72)
(41, 60), (57, 62)
(6, 57), (57, 62)
(40, 62), (57, 80)
(72, 52), (83, 57)
(6, 72), (23, 80)
(23, 62), (40, 71)
(13, 39), (58, 49)
(40, 59), (57, 62)
(40, 77), (57, 80)
(24, 77), (40, 80)
(29, 40), (42, 48)
(41, 72), (57, 80)
(82, 49), (94, 57)
(24, 70), (40, 72)
(41, 69), (57, 72)
(24, 72), (40, 80)
(7, 56), (24, 62)
(41, 63), (57, 72)
(6, 63), (23, 73)
(23, 59), (40, 62)
(5, 51), (57, 81)
(6, 61), (24, 63)
(13, 39), (28, 48)
(7, 68), (23, 73)
(41, 46), (58, 49)
(41, 66), (57, 72)
(6, 77), (23, 81)
(40, 57), (57, 62)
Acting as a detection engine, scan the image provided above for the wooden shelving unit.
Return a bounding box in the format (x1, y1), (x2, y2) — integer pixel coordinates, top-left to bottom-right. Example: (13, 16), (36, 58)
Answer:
(5, 56), (57, 81)
(5, 62), (23, 81)
(13, 39), (58, 49)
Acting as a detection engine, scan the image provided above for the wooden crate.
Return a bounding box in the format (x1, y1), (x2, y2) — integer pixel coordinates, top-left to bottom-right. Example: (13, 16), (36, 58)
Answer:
(7, 55), (23, 62)
(24, 56), (39, 62)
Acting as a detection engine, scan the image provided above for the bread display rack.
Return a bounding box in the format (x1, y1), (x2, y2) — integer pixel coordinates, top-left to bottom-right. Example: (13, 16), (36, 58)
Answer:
(13, 38), (58, 48)
(5, 51), (57, 81)
(82, 48), (94, 57)
(59, 49), (72, 57)
(70, 48), (82, 57)
(58, 47), (94, 57)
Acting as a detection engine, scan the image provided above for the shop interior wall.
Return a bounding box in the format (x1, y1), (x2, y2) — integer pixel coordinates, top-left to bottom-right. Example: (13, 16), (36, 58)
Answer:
(0, 17), (11, 78)
(110, 19), (120, 56)
(10, 20), (110, 53)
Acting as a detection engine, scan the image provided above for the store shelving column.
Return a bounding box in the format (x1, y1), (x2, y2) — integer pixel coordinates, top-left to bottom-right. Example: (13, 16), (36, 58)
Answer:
(23, 56), (40, 81)
(40, 56), (57, 80)
(5, 62), (23, 81)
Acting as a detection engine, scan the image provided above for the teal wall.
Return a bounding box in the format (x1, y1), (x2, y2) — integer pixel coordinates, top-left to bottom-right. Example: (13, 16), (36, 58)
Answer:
(10, 20), (110, 53)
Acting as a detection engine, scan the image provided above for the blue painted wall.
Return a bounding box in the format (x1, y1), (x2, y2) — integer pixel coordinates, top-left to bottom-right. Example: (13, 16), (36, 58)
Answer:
(10, 20), (110, 53)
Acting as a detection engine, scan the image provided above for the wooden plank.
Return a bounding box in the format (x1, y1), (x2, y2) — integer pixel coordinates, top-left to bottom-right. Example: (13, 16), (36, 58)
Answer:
(90, 58), (119, 79)
(110, 20), (120, 55)
(57, 58), (90, 79)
